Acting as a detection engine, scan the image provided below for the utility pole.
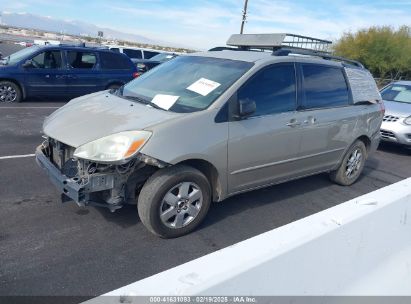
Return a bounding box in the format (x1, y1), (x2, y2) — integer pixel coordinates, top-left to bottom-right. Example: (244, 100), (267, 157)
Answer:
(240, 0), (249, 34)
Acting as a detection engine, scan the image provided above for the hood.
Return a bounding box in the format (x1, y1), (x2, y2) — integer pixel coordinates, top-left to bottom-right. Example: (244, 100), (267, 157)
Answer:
(43, 91), (180, 148)
(383, 100), (411, 118)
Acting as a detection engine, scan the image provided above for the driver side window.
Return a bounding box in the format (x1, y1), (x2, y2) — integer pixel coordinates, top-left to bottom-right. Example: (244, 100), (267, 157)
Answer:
(238, 63), (297, 117)
(31, 51), (63, 69)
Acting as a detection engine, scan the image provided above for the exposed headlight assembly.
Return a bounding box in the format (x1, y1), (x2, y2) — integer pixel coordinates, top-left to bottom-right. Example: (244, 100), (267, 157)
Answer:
(74, 131), (151, 163)
(404, 116), (411, 125)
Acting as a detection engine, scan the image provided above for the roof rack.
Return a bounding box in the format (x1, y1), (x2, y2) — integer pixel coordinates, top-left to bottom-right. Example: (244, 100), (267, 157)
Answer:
(225, 33), (363, 68)
(57, 42), (109, 49)
(227, 33), (332, 52)
(273, 48), (364, 68)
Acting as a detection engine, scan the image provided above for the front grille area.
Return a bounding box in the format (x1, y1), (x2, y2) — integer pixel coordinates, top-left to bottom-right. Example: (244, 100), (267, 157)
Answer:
(46, 138), (77, 174)
(383, 115), (399, 122)
(380, 129), (396, 140)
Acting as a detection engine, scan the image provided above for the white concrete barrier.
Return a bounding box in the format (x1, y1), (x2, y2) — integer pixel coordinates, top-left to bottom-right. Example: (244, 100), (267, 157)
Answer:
(87, 178), (411, 302)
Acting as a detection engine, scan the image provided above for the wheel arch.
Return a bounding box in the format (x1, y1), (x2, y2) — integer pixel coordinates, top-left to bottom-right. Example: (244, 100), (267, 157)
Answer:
(105, 81), (124, 90)
(356, 135), (371, 153)
(333, 134), (372, 171)
(176, 158), (223, 202)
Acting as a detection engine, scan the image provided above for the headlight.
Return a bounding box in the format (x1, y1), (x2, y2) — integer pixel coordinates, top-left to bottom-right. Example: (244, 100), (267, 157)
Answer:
(74, 131), (151, 162)
(404, 116), (411, 125)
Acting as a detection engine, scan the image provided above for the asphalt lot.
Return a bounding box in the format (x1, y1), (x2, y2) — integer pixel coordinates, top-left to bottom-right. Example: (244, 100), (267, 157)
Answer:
(0, 42), (24, 57)
(0, 100), (410, 299)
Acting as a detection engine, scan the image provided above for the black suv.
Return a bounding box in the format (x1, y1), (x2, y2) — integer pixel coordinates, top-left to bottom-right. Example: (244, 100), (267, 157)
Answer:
(0, 44), (138, 102)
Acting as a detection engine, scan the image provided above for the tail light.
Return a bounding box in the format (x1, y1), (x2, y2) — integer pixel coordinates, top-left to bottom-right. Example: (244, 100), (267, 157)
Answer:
(132, 72), (140, 78)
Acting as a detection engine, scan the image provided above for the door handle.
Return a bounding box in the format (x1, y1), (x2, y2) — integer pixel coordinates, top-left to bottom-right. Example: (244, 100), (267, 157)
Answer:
(56, 75), (66, 79)
(286, 120), (301, 127)
(303, 116), (317, 125)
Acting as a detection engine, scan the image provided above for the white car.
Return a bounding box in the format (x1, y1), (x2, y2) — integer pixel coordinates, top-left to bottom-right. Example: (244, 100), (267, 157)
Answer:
(380, 81), (411, 146)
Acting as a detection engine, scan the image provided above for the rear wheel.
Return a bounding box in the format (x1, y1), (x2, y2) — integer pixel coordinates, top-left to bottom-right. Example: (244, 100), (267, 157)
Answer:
(106, 83), (122, 90)
(138, 165), (211, 238)
(0, 81), (22, 103)
(330, 140), (367, 186)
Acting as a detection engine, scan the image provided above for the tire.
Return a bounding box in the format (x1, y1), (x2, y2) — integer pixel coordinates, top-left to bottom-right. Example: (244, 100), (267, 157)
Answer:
(330, 140), (367, 186)
(0, 81), (22, 103)
(106, 83), (122, 90)
(138, 165), (211, 238)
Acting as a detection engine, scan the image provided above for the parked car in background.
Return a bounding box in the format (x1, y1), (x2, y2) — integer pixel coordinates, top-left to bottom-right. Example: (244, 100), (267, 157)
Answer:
(380, 81), (411, 146)
(0, 44), (138, 102)
(108, 46), (160, 60)
(36, 33), (383, 238)
(132, 53), (178, 73)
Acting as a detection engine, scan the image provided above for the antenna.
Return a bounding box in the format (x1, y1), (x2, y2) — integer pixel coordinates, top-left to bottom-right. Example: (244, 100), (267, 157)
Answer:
(240, 0), (249, 34)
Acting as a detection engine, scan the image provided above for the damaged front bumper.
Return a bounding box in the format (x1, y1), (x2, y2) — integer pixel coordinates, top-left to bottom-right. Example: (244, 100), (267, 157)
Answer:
(35, 135), (168, 211)
(35, 145), (125, 211)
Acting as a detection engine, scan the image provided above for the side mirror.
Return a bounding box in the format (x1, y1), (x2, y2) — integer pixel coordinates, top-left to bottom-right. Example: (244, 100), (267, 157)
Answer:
(236, 98), (256, 119)
(22, 60), (34, 68)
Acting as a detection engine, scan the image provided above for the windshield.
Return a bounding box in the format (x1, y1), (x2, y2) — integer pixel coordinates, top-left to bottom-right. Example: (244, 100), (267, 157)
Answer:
(381, 84), (411, 104)
(149, 53), (174, 62)
(119, 56), (253, 113)
(4, 46), (41, 65)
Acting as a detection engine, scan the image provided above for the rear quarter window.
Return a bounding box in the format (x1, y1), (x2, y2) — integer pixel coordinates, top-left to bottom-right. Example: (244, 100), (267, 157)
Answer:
(143, 51), (160, 59)
(302, 64), (349, 109)
(100, 52), (132, 70)
(345, 67), (381, 103)
(123, 49), (142, 59)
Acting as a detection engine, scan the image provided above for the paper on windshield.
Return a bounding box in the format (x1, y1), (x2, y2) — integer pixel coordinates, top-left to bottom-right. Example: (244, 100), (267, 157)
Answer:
(151, 94), (179, 110)
(187, 78), (221, 96)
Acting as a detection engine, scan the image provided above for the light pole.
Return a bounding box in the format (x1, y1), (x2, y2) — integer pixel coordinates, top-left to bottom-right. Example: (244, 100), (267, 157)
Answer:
(240, 0), (249, 34)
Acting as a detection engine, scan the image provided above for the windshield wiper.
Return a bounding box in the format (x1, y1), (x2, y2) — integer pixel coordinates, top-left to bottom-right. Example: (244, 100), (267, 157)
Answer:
(122, 95), (165, 110)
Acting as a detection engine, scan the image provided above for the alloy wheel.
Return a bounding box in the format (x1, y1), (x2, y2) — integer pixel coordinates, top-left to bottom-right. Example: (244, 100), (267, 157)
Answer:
(0, 85), (17, 103)
(159, 182), (203, 229)
(345, 148), (363, 179)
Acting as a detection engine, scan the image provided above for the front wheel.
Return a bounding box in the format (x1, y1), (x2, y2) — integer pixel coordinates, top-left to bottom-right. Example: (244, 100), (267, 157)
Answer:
(330, 140), (367, 186)
(0, 81), (22, 103)
(138, 165), (211, 238)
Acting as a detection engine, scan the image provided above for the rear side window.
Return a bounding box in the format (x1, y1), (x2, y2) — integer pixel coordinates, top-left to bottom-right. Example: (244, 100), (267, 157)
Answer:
(100, 52), (131, 70)
(123, 49), (142, 59)
(143, 51), (160, 59)
(238, 63), (296, 117)
(110, 48), (120, 53)
(302, 65), (349, 109)
(67, 51), (96, 69)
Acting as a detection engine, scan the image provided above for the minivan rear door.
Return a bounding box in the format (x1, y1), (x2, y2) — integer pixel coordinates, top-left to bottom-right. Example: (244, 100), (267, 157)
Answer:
(294, 63), (359, 175)
(64, 50), (104, 96)
(227, 63), (303, 194)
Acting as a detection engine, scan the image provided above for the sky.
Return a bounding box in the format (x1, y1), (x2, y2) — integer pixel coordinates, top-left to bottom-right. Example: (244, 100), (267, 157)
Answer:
(0, 0), (411, 49)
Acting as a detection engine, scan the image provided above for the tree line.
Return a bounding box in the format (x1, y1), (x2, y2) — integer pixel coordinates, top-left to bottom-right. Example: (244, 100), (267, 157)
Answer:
(333, 26), (411, 86)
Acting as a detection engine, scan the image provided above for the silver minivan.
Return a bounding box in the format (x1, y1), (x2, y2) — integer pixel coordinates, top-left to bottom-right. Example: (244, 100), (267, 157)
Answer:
(36, 34), (384, 238)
